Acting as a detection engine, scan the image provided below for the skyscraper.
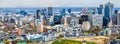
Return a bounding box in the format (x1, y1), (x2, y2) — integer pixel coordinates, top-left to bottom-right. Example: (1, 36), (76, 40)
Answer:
(112, 15), (117, 25)
(36, 10), (41, 19)
(104, 2), (114, 20)
(103, 16), (109, 27)
(41, 8), (46, 16)
(10, 18), (15, 23)
(92, 7), (98, 14)
(103, 2), (114, 27)
(114, 10), (118, 15)
(81, 15), (89, 21)
(97, 5), (103, 14)
(70, 17), (79, 27)
(99, 4), (104, 9)
(54, 15), (62, 25)
(60, 9), (66, 16)
(68, 9), (71, 13)
(47, 7), (53, 16)
(92, 14), (104, 26)
(112, 10), (118, 25)
(64, 15), (72, 26)
(117, 11), (120, 25)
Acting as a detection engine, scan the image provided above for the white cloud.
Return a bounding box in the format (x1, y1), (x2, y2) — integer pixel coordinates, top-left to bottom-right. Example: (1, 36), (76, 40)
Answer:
(0, 0), (120, 7)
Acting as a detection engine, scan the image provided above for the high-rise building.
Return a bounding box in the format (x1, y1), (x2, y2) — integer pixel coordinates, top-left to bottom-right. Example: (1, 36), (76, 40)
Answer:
(34, 14), (44, 32)
(81, 15), (89, 21)
(54, 15), (62, 25)
(37, 22), (44, 32)
(46, 18), (50, 26)
(68, 9), (71, 13)
(47, 7), (53, 16)
(61, 17), (65, 24)
(41, 8), (46, 16)
(49, 15), (54, 26)
(10, 18), (15, 23)
(97, 5), (103, 14)
(92, 8), (98, 14)
(104, 2), (114, 19)
(82, 21), (90, 31)
(112, 15), (117, 25)
(114, 10), (118, 15)
(117, 11), (120, 25)
(70, 17), (79, 27)
(77, 15), (82, 24)
(78, 15), (90, 24)
(60, 9), (66, 16)
(112, 10), (118, 25)
(64, 15), (72, 26)
(42, 18), (47, 26)
(103, 16), (109, 27)
(92, 14), (104, 26)
(36, 10), (41, 19)
(99, 4), (104, 9)
(103, 2), (114, 27)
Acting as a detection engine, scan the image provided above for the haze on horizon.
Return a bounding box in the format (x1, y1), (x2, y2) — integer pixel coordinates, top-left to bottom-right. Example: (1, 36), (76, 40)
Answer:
(0, 0), (120, 7)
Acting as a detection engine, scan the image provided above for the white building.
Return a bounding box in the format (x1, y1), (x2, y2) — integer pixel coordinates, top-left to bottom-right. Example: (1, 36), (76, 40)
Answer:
(92, 14), (104, 26)
(99, 28), (111, 36)
(64, 15), (72, 27)
(43, 34), (56, 41)
(70, 17), (79, 27)
(26, 34), (56, 42)
(82, 21), (91, 31)
(54, 25), (65, 32)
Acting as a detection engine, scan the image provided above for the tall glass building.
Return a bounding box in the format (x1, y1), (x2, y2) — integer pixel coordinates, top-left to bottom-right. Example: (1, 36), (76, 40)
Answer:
(60, 9), (65, 16)
(36, 9), (41, 19)
(48, 7), (53, 16)
(103, 2), (114, 27)
(97, 5), (103, 14)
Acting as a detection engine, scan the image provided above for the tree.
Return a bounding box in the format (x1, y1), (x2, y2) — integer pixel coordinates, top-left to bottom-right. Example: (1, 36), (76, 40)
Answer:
(117, 35), (120, 39)
(4, 39), (10, 44)
(86, 26), (102, 36)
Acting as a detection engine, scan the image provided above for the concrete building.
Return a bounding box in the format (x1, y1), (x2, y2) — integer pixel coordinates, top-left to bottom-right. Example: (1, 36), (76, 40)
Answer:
(34, 15), (44, 32)
(117, 11), (120, 25)
(26, 34), (56, 42)
(99, 28), (111, 36)
(92, 14), (104, 26)
(54, 25), (65, 32)
(37, 22), (44, 32)
(82, 21), (91, 31)
(70, 17), (79, 27)
(64, 15), (72, 27)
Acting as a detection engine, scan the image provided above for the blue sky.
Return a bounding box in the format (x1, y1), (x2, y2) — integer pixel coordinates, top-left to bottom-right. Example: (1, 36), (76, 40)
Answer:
(0, 0), (120, 7)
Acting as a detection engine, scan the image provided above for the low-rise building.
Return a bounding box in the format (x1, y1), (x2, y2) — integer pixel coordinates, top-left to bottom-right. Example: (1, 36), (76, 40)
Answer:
(99, 28), (111, 36)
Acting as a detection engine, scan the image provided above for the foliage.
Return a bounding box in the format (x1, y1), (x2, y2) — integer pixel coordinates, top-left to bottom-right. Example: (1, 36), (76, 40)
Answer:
(86, 26), (102, 36)
(117, 35), (120, 39)
(52, 39), (96, 44)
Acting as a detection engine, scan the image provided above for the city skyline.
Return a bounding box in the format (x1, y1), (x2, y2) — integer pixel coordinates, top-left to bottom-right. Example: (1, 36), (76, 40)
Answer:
(0, 0), (120, 7)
